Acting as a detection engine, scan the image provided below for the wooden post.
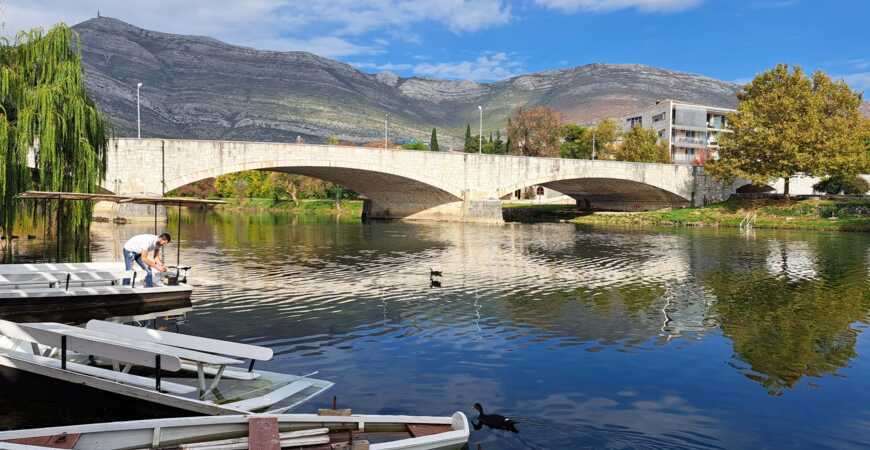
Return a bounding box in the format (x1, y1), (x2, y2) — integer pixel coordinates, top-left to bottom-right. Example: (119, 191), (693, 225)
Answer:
(176, 204), (181, 266)
(155, 355), (162, 391)
(60, 335), (67, 370)
(55, 198), (62, 262)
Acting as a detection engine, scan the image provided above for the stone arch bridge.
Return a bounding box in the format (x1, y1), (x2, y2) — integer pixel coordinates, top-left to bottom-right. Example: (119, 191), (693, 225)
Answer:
(104, 139), (733, 223)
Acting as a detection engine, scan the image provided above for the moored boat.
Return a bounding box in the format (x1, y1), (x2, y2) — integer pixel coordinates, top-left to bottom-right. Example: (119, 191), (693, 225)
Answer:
(0, 262), (192, 319)
(0, 319), (333, 415)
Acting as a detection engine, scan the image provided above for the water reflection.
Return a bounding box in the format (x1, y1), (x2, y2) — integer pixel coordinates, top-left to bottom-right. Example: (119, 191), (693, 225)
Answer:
(3, 212), (870, 449)
(702, 233), (870, 395)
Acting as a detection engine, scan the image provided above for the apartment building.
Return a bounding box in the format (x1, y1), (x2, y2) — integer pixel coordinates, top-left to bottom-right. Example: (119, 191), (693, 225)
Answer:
(620, 99), (735, 165)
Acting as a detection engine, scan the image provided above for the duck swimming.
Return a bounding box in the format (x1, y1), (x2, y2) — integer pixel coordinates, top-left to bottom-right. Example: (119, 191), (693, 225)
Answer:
(472, 403), (518, 433)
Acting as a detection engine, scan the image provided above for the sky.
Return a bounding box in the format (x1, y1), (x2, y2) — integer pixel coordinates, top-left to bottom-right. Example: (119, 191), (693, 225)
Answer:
(2, 0), (869, 91)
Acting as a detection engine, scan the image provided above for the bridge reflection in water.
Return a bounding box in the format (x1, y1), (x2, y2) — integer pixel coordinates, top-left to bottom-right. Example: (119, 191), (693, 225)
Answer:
(3, 214), (870, 449)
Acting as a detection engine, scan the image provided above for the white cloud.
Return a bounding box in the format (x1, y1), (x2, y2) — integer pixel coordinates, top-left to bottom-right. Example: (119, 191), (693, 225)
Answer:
(2, 0), (511, 57)
(837, 72), (870, 93)
(534, 0), (702, 13)
(352, 62), (415, 71)
(247, 36), (382, 58)
(412, 52), (524, 81)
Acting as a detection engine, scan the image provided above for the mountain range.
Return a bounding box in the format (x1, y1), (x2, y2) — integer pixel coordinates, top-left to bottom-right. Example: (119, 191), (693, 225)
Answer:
(71, 17), (866, 148)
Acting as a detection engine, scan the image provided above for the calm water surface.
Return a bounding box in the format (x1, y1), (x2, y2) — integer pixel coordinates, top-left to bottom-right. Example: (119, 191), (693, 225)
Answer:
(2, 211), (870, 450)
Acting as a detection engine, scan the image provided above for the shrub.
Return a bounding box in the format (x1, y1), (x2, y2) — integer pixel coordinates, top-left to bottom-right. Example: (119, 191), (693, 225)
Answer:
(813, 174), (870, 195)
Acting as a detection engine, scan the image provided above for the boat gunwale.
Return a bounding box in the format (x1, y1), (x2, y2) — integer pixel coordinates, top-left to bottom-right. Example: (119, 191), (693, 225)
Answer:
(0, 413), (467, 440)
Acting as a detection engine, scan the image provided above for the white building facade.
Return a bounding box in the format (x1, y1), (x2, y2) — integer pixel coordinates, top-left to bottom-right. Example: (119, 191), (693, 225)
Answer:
(621, 99), (735, 165)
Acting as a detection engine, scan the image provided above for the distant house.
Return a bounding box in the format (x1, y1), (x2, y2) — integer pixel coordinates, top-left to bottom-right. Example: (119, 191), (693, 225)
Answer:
(620, 99), (735, 165)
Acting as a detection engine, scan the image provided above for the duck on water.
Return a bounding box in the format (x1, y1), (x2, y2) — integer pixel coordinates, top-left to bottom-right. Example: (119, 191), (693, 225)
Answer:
(472, 403), (518, 433)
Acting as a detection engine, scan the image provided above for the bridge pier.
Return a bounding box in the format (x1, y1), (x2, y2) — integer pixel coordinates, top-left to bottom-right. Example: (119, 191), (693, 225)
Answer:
(362, 198), (503, 223)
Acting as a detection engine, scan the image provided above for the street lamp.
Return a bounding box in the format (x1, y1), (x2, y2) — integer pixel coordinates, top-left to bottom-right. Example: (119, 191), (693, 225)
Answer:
(478, 105), (483, 154)
(384, 113), (389, 150)
(136, 82), (143, 139)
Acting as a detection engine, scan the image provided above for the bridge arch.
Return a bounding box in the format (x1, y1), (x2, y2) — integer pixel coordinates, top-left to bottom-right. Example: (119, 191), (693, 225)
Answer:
(169, 164), (463, 220)
(107, 139), (472, 220)
(546, 177), (690, 210)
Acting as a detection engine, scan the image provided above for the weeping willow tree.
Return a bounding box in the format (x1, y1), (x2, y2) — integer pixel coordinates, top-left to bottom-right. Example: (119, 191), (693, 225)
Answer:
(0, 23), (109, 247)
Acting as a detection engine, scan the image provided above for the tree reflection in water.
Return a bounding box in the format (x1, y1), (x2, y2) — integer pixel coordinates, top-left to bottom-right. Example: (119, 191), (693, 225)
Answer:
(704, 235), (870, 394)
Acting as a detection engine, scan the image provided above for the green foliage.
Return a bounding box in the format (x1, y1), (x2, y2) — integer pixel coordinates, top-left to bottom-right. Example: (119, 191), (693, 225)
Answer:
(613, 126), (670, 163)
(0, 24), (109, 239)
(590, 119), (619, 158)
(483, 130), (507, 154)
(463, 130), (507, 154)
(401, 139), (428, 150)
(326, 136), (341, 145)
(429, 128), (439, 152)
(813, 174), (870, 195)
(559, 124), (591, 159)
(708, 64), (866, 195)
(214, 171), (351, 202)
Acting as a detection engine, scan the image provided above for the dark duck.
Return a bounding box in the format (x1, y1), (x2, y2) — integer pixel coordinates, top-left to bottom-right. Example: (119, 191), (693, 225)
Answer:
(472, 403), (518, 433)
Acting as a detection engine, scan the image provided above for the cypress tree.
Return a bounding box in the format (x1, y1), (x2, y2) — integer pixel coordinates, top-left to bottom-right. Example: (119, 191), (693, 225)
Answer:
(430, 128), (439, 152)
(464, 123), (472, 152)
(0, 24), (109, 242)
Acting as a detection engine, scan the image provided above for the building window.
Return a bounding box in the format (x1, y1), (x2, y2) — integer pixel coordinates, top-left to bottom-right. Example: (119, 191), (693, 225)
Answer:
(653, 112), (665, 122)
(627, 116), (642, 128)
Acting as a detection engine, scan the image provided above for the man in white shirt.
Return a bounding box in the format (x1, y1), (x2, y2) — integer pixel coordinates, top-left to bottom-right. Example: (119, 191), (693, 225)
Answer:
(122, 233), (171, 287)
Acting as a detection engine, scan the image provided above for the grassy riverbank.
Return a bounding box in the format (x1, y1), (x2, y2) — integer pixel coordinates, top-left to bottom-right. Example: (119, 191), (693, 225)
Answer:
(216, 198), (363, 215)
(566, 198), (870, 232)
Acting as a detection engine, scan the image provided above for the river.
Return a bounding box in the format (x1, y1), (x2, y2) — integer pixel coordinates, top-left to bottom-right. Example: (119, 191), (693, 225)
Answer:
(2, 211), (870, 449)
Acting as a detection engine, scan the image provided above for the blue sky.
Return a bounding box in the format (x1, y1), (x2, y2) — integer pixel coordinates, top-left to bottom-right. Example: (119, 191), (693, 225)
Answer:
(4, 0), (869, 91)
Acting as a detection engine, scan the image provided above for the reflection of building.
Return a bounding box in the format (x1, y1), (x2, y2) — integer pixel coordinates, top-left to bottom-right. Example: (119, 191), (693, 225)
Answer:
(621, 99), (735, 165)
(503, 186), (573, 204)
(765, 241), (818, 282)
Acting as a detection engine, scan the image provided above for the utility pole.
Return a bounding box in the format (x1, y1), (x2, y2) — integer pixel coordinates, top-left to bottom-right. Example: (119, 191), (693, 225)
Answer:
(478, 105), (483, 154)
(136, 82), (143, 139)
(384, 113), (389, 150)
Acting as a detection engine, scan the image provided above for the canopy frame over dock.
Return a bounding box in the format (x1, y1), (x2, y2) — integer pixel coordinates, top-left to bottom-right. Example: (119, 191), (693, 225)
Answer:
(16, 191), (225, 264)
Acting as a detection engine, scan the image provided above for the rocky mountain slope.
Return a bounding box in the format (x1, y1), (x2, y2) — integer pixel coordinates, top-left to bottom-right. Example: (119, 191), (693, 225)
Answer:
(73, 17), (745, 146)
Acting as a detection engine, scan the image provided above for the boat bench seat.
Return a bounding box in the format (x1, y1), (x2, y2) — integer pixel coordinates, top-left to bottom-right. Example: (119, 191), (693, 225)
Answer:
(0, 271), (130, 290)
(222, 379), (314, 411)
(0, 273), (58, 289)
(2, 350), (197, 395)
(0, 286), (136, 298)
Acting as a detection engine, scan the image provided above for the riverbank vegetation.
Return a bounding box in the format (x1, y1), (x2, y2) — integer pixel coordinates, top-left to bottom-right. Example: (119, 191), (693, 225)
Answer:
(566, 197), (870, 232)
(218, 198), (362, 215)
(168, 170), (362, 215)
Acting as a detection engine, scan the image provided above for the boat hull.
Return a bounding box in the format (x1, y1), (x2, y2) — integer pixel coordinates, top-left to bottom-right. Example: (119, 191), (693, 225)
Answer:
(0, 287), (192, 322)
(0, 413), (470, 450)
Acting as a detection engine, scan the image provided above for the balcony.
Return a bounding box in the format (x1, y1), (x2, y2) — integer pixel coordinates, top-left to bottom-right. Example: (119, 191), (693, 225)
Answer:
(673, 137), (708, 148)
(671, 153), (694, 164)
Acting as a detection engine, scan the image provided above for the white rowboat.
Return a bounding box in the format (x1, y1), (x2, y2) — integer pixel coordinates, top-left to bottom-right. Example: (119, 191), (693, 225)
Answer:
(0, 413), (470, 450)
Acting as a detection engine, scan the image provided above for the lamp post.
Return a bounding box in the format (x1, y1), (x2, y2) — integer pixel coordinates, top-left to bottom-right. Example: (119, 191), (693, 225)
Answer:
(384, 113), (389, 150)
(136, 82), (143, 139)
(478, 105), (483, 154)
